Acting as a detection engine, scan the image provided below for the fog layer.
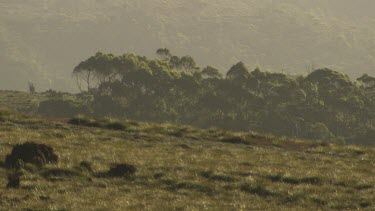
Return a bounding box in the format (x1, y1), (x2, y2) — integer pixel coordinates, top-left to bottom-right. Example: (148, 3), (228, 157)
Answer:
(1, 0), (375, 91)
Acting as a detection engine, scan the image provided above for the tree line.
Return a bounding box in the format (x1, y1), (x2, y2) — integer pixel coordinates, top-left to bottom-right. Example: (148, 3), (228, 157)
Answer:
(39, 48), (375, 145)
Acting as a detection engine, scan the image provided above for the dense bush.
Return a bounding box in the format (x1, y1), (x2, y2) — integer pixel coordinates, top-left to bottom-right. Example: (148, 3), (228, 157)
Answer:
(5, 142), (58, 169)
(38, 98), (89, 118)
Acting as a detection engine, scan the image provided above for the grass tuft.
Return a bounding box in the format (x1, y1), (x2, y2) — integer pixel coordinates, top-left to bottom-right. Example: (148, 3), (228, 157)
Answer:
(240, 182), (275, 197)
(105, 121), (127, 130)
(200, 171), (237, 182)
(163, 179), (214, 194)
(73, 161), (94, 173)
(40, 167), (88, 181)
(220, 136), (250, 145)
(68, 115), (101, 127)
(267, 174), (324, 185)
(96, 163), (137, 178)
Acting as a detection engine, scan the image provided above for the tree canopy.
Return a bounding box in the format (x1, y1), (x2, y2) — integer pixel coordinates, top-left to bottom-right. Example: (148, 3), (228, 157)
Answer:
(62, 49), (375, 145)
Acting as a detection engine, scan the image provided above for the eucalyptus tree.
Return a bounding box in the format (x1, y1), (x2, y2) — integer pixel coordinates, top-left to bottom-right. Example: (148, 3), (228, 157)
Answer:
(156, 48), (172, 60)
(68, 49), (375, 145)
(73, 52), (117, 92)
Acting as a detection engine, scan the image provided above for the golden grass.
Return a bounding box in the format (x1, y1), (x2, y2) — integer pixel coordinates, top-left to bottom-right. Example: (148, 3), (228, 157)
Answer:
(0, 110), (374, 210)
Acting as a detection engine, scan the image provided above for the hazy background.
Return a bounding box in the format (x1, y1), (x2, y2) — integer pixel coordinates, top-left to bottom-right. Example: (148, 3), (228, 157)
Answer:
(1, 0), (375, 91)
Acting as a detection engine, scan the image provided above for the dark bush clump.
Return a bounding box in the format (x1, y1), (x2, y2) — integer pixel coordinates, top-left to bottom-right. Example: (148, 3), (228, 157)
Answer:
(68, 116), (101, 127)
(5, 142), (58, 169)
(105, 121), (126, 130)
(220, 136), (250, 145)
(37, 99), (85, 118)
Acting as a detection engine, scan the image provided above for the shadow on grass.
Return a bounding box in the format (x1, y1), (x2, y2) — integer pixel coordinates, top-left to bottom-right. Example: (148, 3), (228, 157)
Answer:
(334, 180), (374, 190)
(68, 116), (130, 131)
(240, 183), (275, 197)
(200, 170), (237, 182)
(161, 178), (215, 194)
(0, 160), (5, 168)
(220, 136), (250, 145)
(40, 167), (91, 181)
(95, 163), (137, 178)
(267, 174), (324, 185)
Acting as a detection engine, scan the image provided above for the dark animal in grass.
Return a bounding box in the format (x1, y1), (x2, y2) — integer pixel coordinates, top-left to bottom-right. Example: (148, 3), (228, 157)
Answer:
(6, 172), (21, 189)
(107, 163), (137, 178)
(5, 142), (58, 169)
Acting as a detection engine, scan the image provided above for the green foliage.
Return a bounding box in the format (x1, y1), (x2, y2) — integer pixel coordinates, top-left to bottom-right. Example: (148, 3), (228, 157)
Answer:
(156, 48), (172, 60)
(38, 99), (88, 118)
(202, 66), (223, 79)
(226, 62), (250, 81)
(307, 123), (334, 140)
(66, 51), (375, 145)
(357, 74), (375, 89)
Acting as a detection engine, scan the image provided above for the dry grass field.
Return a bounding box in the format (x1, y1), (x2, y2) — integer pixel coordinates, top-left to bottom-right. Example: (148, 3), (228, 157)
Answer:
(0, 109), (374, 210)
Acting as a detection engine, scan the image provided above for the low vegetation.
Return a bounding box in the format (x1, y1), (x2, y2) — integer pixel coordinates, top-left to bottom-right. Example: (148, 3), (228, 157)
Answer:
(0, 109), (374, 210)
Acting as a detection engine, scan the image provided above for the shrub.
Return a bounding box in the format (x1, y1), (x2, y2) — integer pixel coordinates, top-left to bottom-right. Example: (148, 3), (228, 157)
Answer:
(5, 142), (58, 169)
(68, 116), (101, 127)
(220, 136), (250, 145)
(38, 99), (83, 118)
(107, 163), (137, 178)
(105, 121), (126, 130)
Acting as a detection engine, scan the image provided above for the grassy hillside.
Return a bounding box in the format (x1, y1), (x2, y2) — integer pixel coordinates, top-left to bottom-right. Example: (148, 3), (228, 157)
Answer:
(1, 1), (375, 91)
(0, 90), (79, 115)
(0, 91), (45, 114)
(0, 109), (374, 210)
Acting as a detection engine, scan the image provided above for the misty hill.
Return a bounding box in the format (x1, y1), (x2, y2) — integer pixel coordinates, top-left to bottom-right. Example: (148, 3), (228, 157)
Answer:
(0, 109), (374, 209)
(1, 0), (375, 91)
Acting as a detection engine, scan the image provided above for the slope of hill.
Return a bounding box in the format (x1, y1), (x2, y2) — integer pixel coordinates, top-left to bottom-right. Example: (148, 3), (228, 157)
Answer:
(0, 109), (374, 209)
(1, 1), (375, 91)
(0, 90), (79, 115)
(0, 90), (45, 114)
